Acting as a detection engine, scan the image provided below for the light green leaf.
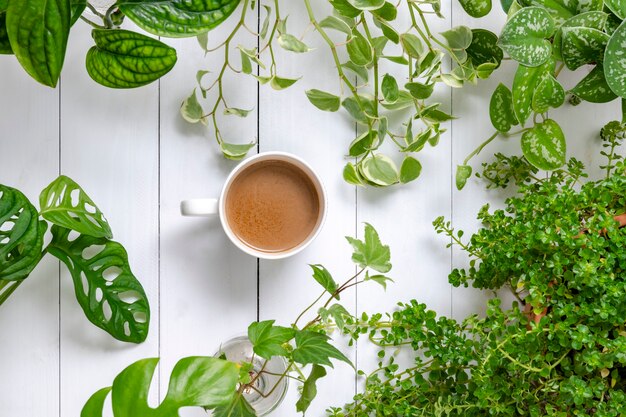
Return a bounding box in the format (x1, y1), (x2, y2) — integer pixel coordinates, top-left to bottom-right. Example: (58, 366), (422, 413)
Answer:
(441, 26), (473, 50)
(293, 331), (352, 368)
(532, 75), (564, 113)
(456, 165), (473, 190)
(238, 46), (266, 69)
(310, 264), (339, 297)
(605, 0), (626, 19)
(345, 223), (391, 273)
(570, 65), (617, 103)
(86, 29), (177, 89)
(399, 156), (422, 183)
(458, 0), (492, 17)
(405, 82), (434, 99)
(248, 320), (295, 359)
(376, 18), (399, 44)
(48, 226), (150, 343)
(0, 185), (46, 281)
(6, 0), (71, 86)
(342, 61), (369, 81)
(319, 304), (351, 330)
(343, 163), (365, 186)
(381, 90), (414, 110)
(347, 29), (373, 66)
(277, 33), (311, 53)
(490, 83), (518, 132)
(349, 131), (377, 157)
(240, 49), (252, 74)
(359, 154), (399, 186)
(296, 365), (327, 413)
(342, 96), (376, 123)
(604, 19), (626, 99)
(305, 89), (341, 112)
(521, 119), (566, 170)
(270, 76), (300, 90)
(181, 89), (205, 124)
(512, 59), (553, 125)
(330, 0), (362, 17)
(220, 142), (255, 160)
(224, 107), (253, 117)
(364, 271), (394, 289)
(320, 15), (353, 36)
(400, 33), (424, 59)
(561, 27), (609, 70)
(466, 29), (503, 67)
(213, 393), (256, 417)
(381, 74), (399, 102)
(40, 175), (112, 239)
(119, 0), (241, 38)
(347, 0), (385, 10)
(498, 7), (555, 67)
(260, 5), (271, 38)
(371, 2), (397, 20)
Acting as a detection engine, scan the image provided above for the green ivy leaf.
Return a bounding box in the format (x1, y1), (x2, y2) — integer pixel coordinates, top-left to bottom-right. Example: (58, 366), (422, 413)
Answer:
(466, 29), (503, 67)
(399, 156), (422, 183)
(381, 74), (399, 102)
(0, 185), (46, 281)
(498, 7), (555, 67)
(456, 165), (473, 190)
(604, 19), (626, 99)
(343, 163), (365, 186)
(605, 0), (626, 19)
(39, 175), (113, 239)
(296, 364), (327, 413)
(293, 330), (353, 368)
(512, 59), (553, 125)
(561, 27), (609, 70)
(532, 75), (564, 113)
(346, 223), (391, 273)
(359, 154), (399, 186)
(570, 65), (617, 103)
(86, 29), (177, 89)
(213, 393), (256, 417)
(220, 142), (255, 160)
(119, 0), (241, 38)
(277, 33), (311, 53)
(347, 29), (373, 66)
(458, 0), (492, 18)
(81, 357), (239, 417)
(248, 320), (296, 359)
(521, 119), (566, 170)
(329, 0), (362, 17)
(553, 11), (608, 60)
(48, 225), (150, 343)
(305, 89), (341, 112)
(490, 83), (518, 132)
(6, 0), (71, 87)
(180, 89), (206, 125)
(270, 75), (300, 90)
(310, 264), (339, 298)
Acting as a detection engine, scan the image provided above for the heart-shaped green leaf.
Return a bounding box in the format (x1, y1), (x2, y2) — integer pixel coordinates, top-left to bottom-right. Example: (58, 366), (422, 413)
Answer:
(458, 0), (492, 17)
(359, 154), (399, 186)
(532, 75), (564, 113)
(604, 0), (626, 20)
(570, 65), (617, 103)
(277, 33), (311, 53)
(381, 74), (399, 102)
(521, 119), (566, 170)
(512, 59), (554, 125)
(399, 156), (422, 184)
(220, 142), (255, 160)
(553, 11), (608, 60)
(248, 320), (296, 359)
(400, 33), (424, 59)
(86, 29), (177, 89)
(498, 7), (555, 67)
(81, 357), (239, 417)
(330, 0), (362, 17)
(490, 83), (518, 132)
(6, 0), (71, 87)
(342, 95), (376, 123)
(0, 185), (47, 282)
(456, 165), (473, 190)
(0, 2), (12, 54)
(405, 82), (434, 99)
(48, 226), (150, 343)
(119, 0), (241, 38)
(604, 20), (626, 99)
(347, 29), (373, 66)
(466, 29), (503, 67)
(39, 175), (113, 239)
(305, 89), (340, 112)
(561, 27), (609, 70)
(347, 0), (385, 10)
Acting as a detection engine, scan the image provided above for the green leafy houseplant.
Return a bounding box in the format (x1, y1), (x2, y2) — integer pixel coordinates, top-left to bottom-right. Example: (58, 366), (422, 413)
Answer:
(0, 175), (150, 343)
(181, 0), (503, 185)
(455, 0), (626, 189)
(81, 223), (393, 416)
(327, 121), (626, 416)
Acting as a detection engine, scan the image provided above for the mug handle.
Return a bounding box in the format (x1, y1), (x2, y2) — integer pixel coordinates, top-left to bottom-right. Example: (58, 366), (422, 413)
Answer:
(180, 199), (219, 217)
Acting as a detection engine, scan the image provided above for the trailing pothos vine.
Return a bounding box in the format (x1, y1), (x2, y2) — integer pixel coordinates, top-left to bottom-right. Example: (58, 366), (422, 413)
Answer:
(181, 0), (503, 184)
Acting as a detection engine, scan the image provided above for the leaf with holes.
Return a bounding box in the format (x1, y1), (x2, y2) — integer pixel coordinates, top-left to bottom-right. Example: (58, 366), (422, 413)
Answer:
(119, 0), (241, 38)
(0, 185), (47, 282)
(39, 175), (112, 239)
(458, 0), (492, 18)
(498, 7), (555, 67)
(490, 83), (518, 132)
(605, 20), (626, 99)
(86, 29), (177, 89)
(571, 65), (617, 103)
(47, 226), (150, 343)
(521, 119), (566, 170)
(553, 11), (608, 60)
(81, 357), (238, 417)
(532, 75), (564, 113)
(466, 29), (503, 67)
(561, 27), (609, 70)
(512, 59), (553, 125)
(6, 0), (71, 86)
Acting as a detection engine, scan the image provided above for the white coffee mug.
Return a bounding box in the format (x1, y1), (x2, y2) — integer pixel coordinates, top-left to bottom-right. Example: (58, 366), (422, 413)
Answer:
(180, 152), (327, 259)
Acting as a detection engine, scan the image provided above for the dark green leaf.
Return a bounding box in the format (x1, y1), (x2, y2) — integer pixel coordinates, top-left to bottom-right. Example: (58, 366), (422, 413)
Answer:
(86, 29), (177, 89)
(293, 330), (352, 367)
(399, 156), (422, 183)
(570, 65), (617, 103)
(381, 74), (399, 102)
(296, 365), (327, 413)
(39, 175), (113, 239)
(532, 74), (564, 113)
(0, 185), (46, 281)
(349, 130), (377, 157)
(6, 0), (71, 87)
(458, 0), (492, 17)
(605, 0), (626, 19)
(489, 83), (518, 132)
(376, 18), (399, 44)
(70, 0), (86, 25)
(220, 142), (255, 160)
(371, 2), (397, 20)
(605, 20), (626, 99)
(119, 0), (241, 37)
(456, 165), (473, 190)
(466, 29), (503, 67)
(310, 264), (339, 297)
(561, 27), (609, 70)
(248, 320), (295, 359)
(347, 29), (373, 66)
(512, 59), (553, 125)
(498, 7), (555, 67)
(48, 226), (150, 343)
(346, 223), (391, 273)
(0, 7), (11, 55)
(305, 89), (341, 112)
(521, 119), (566, 170)
(343, 163), (365, 186)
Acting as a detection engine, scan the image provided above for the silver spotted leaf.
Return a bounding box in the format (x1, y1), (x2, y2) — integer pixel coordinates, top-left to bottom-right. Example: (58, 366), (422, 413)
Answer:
(571, 65), (617, 103)
(39, 175), (112, 239)
(521, 119), (566, 171)
(458, 0), (492, 17)
(0, 185), (46, 282)
(466, 29), (503, 67)
(86, 29), (177, 89)
(553, 11), (607, 60)
(604, 19), (626, 99)
(531, 0), (603, 25)
(532, 74), (564, 113)
(119, 0), (241, 38)
(605, 0), (626, 19)
(561, 27), (609, 70)
(498, 7), (555, 67)
(512, 59), (554, 125)
(489, 83), (518, 132)
(47, 226), (150, 343)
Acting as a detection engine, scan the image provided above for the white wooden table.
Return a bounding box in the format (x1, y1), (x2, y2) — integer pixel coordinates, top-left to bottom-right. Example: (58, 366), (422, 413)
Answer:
(0, 1), (620, 416)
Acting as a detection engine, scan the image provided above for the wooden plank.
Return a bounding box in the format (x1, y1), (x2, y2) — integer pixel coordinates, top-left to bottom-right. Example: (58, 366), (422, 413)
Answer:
(57, 21), (160, 415)
(0, 57), (60, 415)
